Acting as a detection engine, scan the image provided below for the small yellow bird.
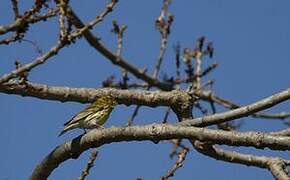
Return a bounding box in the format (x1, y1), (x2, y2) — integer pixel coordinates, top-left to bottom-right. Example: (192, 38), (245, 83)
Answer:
(58, 95), (117, 137)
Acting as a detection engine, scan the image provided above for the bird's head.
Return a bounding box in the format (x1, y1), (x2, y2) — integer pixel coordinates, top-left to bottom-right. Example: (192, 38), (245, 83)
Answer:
(94, 94), (118, 107)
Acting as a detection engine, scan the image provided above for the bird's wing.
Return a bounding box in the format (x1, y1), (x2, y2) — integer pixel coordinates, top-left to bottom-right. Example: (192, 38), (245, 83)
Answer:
(64, 109), (94, 126)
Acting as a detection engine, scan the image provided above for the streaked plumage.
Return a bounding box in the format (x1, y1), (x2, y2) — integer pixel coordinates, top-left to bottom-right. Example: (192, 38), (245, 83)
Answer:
(58, 95), (117, 137)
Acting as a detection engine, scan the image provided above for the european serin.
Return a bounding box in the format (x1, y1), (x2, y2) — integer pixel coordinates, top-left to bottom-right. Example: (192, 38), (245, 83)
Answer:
(58, 95), (117, 137)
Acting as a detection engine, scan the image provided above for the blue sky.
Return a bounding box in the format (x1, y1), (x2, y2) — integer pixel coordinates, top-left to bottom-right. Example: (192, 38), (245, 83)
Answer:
(1, 0), (289, 179)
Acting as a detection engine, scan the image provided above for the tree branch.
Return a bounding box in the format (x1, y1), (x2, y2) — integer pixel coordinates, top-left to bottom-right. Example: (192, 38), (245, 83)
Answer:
(198, 90), (290, 120)
(0, 80), (189, 107)
(0, 1), (51, 35)
(180, 88), (290, 127)
(78, 150), (98, 180)
(30, 124), (290, 180)
(193, 141), (290, 179)
(1, 80), (288, 126)
(161, 147), (189, 180)
(269, 129), (290, 137)
(0, 41), (65, 84)
(66, 7), (172, 91)
(268, 160), (290, 180)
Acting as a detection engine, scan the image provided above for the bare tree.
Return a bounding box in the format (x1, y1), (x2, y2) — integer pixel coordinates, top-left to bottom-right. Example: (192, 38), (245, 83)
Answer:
(1, 1), (289, 180)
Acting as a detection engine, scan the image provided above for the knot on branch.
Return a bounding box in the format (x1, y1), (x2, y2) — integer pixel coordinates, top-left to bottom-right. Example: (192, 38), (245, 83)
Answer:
(170, 90), (194, 120)
(149, 124), (166, 144)
(149, 124), (158, 135)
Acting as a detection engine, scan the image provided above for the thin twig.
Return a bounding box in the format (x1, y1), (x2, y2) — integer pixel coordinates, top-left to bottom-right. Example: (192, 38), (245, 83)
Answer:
(112, 20), (128, 89)
(169, 139), (181, 158)
(11, 0), (19, 19)
(67, 0), (118, 40)
(209, 101), (216, 114)
(78, 150), (98, 180)
(0, 41), (65, 84)
(173, 43), (181, 81)
(193, 36), (205, 91)
(168, 139), (189, 159)
(153, 0), (173, 78)
(0, 8), (59, 45)
(58, 0), (68, 40)
(67, 7), (172, 91)
(183, 48), (194, 82)
(161, 148), (189, 180)
(162, 107), (171, 124)
(27, 8), (59, 23)
(127, 105), (141, 126)
(194, 102), (208, 115)
(200, 62), (218, 77)
(0, 1), (116, 84)
(22, 39), (43, 55)
(0, 0), (48, 35)
(127, 0), (173, 125)
(0, 32), (24, 45)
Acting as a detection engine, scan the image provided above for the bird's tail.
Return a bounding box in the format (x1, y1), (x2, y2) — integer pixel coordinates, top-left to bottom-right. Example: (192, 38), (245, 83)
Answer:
(58, 124), (76, 137)
(58, 129), (68, 137)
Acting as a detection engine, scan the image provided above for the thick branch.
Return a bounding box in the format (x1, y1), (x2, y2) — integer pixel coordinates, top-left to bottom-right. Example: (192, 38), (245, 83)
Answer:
(199, 90), (290, 120)
(30, 124), (290, 180)
(180, 88), (290, 127)
(1, 81), (288, 125)
(0, 80), (187, 107)
(193, 141), (290, 179)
